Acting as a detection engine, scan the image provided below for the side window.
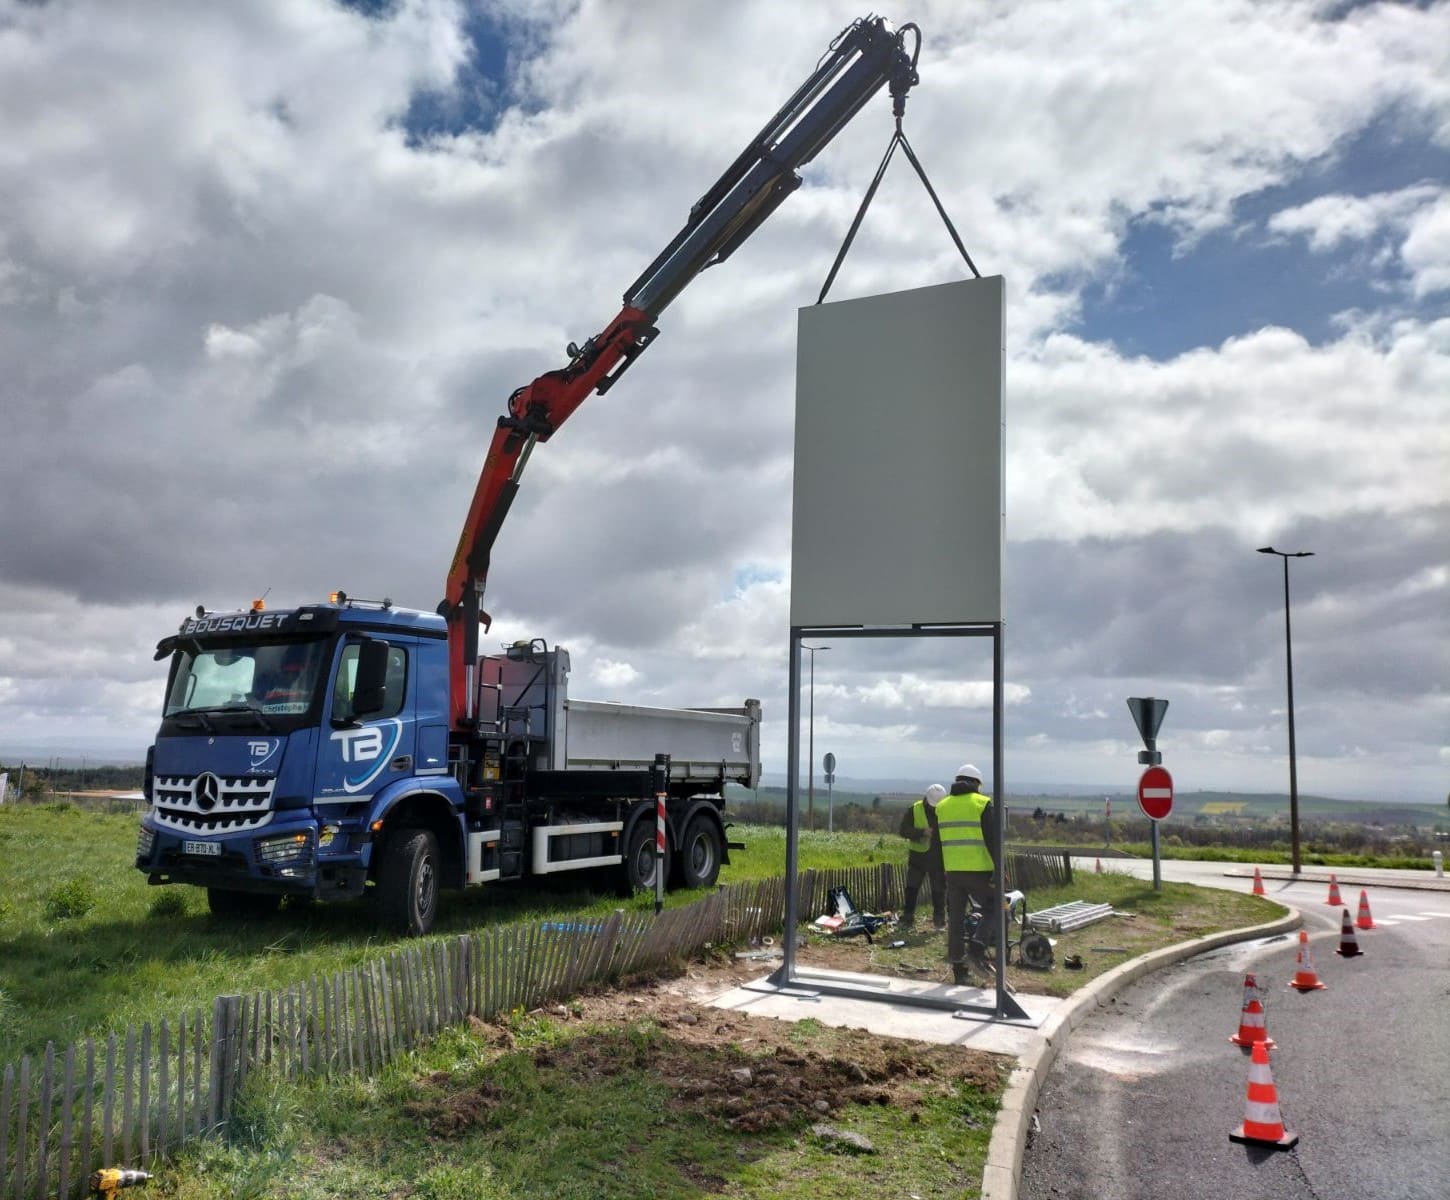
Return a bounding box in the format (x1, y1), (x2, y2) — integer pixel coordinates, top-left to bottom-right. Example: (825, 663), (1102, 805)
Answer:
(332, 643), (408, 722)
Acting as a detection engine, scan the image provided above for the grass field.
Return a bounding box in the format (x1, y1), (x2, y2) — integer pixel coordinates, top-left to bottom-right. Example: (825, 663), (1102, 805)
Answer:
(1, 803), (1291, 1199)
(0, 806), (909, 1062)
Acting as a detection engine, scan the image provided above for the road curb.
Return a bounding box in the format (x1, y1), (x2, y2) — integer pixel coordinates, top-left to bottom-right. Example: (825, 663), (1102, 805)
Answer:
(980, 904), (1302, 1200)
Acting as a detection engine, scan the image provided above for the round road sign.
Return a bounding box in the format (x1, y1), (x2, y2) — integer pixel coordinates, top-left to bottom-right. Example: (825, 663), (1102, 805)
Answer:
(823, 752), (836, 774)
(1137, 765), (1173, 820)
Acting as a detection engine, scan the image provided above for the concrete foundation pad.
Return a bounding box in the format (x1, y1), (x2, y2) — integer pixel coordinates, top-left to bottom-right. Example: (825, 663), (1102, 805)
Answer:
(711, 967), (1064, 1055)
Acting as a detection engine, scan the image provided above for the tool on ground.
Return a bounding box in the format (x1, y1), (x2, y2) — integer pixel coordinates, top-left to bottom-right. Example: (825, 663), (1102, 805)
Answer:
(1230, 973), (1276, 1048)
(1335, 908), (1362, 957)
(1229, 1040), (1299, 1150)
(821, 885), (887, 942)
(89, 1169), (152, 1199)
(1355, 889), (1376, 930)
(1252, 866), (1265, 895)
(1063, 954), (1083, 970)
(1326, 874), (1342, 905)
(1287, 929), (1327, 992)
(965, 890), (1055, 969)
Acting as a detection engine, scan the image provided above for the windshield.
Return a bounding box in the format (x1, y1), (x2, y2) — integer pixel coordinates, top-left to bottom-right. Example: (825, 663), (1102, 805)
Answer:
(165, 637), (331, 718)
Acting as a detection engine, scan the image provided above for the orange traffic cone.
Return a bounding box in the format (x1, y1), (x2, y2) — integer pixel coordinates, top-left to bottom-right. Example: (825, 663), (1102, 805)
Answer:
(1252, 867), (1265, 896)
(1335, 908), (1362, 957)
(1355, 889), (1376, 930)
(1326, 874), (1342, 906)
(1229, 1040), (1299, 1149)
(1287, 930), (1327, 992)
(1230, 973), (1276, 1048)
(1095, 857), (1103, 874)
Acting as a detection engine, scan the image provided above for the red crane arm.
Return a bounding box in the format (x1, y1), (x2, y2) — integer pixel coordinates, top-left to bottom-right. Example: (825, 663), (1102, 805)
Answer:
(443, 16), (921, 728)
(444, 305), (655, 724)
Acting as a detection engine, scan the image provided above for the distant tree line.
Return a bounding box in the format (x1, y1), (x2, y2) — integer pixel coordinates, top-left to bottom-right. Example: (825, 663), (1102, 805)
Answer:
(1, 761), (145, 802)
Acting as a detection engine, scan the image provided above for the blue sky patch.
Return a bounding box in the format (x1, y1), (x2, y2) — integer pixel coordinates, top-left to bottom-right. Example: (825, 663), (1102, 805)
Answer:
(1071, 109), (1449, 359)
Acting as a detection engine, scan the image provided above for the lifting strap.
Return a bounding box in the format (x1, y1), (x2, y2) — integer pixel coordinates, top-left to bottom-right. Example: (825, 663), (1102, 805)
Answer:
(816, 118), (981, 305)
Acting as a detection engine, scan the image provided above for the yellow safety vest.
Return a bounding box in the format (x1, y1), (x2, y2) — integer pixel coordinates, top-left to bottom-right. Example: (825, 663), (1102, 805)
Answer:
(906, 799), (932, 854)
(935, 790), (993, 872)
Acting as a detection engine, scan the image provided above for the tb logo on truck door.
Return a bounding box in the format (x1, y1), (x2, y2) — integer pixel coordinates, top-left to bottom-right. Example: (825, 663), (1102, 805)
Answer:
(327, 719), (403, 793)
(315, 640), (415, 804)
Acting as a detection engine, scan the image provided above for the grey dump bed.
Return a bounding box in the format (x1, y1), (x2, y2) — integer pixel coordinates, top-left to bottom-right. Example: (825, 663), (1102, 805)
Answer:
(562, 699), (760, 787)
(482, 645), (761, 789)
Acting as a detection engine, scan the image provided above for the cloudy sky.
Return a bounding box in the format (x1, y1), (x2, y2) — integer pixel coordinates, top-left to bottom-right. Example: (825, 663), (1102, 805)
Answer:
(1, 0), (1446, 802)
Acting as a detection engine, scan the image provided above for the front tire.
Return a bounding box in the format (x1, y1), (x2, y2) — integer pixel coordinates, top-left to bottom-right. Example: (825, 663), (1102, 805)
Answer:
(676, 814), (723, 890)
(378, 829), (440, 936)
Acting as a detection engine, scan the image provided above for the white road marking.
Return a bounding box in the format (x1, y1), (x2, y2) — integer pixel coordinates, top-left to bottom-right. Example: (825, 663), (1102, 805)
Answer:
(1418, 911), (1450, 919)
(1390, 915), (1432, 922)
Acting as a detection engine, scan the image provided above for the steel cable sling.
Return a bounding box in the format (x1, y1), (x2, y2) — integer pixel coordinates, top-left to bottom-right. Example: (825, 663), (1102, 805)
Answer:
(816, 34), (980, 304)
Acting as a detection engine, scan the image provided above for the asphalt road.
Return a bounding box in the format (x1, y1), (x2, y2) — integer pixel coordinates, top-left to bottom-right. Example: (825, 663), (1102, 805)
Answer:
(1021, 868), (1450, 1200)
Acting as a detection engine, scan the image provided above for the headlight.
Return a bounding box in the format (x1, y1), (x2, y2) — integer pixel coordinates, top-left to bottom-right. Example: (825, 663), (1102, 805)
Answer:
(255, 831), (313, 871)
(136, 825), (156, 859)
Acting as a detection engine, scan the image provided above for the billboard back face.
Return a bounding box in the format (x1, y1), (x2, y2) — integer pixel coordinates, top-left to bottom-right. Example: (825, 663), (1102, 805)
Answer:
(791, 276), (1005, 627)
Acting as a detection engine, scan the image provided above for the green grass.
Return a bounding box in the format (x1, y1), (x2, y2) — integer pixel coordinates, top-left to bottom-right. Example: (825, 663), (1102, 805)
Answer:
(0, 805), (1288, 1061)
(152, 1011), (1002, 1200)
(0, 808), (907, 1062)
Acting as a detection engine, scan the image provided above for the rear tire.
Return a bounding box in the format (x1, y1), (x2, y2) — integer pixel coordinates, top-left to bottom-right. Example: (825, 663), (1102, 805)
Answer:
(206, 888), (281, 919)
(620, 818), (670, 894)
(378, 829), (440, 936)
(676, 814), (723, 890)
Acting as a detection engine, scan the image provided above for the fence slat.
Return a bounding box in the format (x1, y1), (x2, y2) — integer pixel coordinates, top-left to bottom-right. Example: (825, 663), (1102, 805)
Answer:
(59, 1044), (77, 1198)
(0, 1063), (11, 1200)
(16, 1057), (29, 1200)
(191, 1010), (203, 1140)
(138, 1023), (152, 1164)
(157, 1023), (169, 1161)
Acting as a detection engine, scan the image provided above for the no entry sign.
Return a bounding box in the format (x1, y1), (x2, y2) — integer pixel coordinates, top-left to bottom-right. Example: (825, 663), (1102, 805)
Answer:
(1138, 765), (1174, 821)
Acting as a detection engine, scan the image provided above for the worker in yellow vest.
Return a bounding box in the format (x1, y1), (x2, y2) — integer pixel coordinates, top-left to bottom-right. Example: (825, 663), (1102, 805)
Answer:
(935, 763), (998, 986)
(898, 782), (946, 930)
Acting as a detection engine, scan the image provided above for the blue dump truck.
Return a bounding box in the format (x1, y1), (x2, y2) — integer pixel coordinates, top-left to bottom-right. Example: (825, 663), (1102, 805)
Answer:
(134, 19), (924, 934)
(136, 596), (760, 935)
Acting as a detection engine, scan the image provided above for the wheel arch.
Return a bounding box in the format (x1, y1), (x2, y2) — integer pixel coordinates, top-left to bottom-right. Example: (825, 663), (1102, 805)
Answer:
(368, 788), (464, 890)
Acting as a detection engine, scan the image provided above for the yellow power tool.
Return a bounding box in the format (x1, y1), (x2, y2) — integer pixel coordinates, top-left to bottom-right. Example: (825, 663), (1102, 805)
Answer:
(88, 1168), (152, 1199)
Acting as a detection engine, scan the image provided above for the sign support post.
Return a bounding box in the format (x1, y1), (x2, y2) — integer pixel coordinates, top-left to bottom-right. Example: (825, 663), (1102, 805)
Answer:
(1128, 698), (1171, 891)
(823, 753), (836, 833)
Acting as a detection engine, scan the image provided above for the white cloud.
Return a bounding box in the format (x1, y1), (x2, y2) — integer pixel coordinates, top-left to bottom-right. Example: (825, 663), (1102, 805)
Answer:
(1267, 185), (1440, 251)
(1402, 193), (1450, 297)
(1, 0), (1447, 801)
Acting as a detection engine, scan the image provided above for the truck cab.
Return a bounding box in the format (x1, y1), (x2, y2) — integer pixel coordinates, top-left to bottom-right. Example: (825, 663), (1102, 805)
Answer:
(137, 597), (458, 918)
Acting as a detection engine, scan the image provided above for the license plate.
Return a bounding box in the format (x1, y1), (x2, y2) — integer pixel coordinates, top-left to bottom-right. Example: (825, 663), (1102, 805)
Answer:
(183, 840), (222, 857)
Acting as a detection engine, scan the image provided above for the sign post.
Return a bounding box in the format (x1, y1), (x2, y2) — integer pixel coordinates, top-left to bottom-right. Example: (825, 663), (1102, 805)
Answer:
(823, 753), (837, 833)
(1137, 765), (1174, 890)
(1128, 698), (1171, 890)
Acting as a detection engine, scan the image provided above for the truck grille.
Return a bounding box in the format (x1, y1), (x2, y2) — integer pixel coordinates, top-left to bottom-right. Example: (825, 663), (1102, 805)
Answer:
(151, 774), (276, 835)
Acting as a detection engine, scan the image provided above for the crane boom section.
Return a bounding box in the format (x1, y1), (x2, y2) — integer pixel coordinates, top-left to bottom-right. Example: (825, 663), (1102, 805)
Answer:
(446, 17), (920, 726)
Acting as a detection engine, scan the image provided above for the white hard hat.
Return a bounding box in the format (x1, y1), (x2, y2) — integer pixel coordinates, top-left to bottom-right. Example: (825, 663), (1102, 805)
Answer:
(924, 783), (947, 806)
(956, 763), (982, 782)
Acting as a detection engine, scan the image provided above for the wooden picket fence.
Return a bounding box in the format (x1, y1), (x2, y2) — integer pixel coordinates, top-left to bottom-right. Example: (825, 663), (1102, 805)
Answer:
(0, 854), (1066, 1199)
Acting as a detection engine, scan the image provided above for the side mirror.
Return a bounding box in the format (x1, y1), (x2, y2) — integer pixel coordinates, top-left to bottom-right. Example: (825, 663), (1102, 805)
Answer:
(352, 639), (391, 718)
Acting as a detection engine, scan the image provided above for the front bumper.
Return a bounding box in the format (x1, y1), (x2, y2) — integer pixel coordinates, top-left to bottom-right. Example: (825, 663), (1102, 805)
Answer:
(137, 818), (370, 899)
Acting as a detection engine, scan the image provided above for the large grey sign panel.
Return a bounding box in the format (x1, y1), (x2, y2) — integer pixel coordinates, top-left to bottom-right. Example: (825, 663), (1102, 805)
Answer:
(791, 276), (1004, 627)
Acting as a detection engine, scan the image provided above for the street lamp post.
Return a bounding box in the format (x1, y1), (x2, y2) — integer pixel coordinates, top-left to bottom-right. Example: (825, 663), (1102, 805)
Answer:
(1257, 546), (1314, 875)
(802, 643), (830, 832)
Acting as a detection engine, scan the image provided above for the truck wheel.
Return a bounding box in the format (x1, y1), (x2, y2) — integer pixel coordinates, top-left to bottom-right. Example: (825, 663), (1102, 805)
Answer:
(677, 815), (723, 890)
(378, 829), (440, 936)
(206, 889), (281, 919)
(621, 819), (670, 894)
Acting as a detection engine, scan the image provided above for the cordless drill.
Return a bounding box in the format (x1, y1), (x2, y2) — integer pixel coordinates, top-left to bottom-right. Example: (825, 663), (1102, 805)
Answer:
(88, 1169), (152, 1199)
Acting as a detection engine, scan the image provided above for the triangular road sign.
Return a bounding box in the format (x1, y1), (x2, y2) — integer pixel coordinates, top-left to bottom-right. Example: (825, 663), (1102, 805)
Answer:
(1126, 697), (1169, 747)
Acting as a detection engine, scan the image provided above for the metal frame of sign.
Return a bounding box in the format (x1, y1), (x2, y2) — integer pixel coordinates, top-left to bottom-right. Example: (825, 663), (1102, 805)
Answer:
(765, 621), (1031, 1024)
